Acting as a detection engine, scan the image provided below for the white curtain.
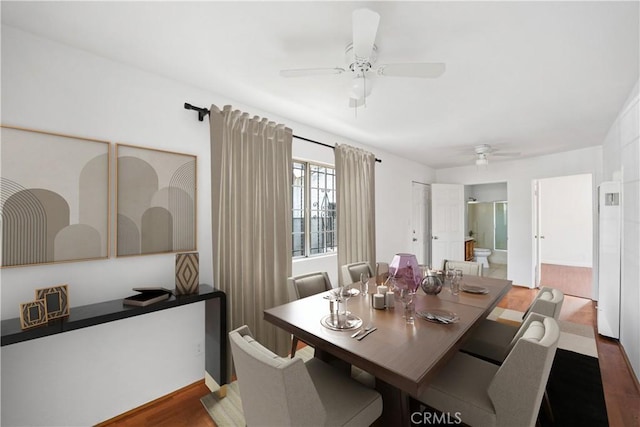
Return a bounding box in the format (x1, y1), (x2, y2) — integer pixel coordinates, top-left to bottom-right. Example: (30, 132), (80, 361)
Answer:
(335, 144), (376, 285)
(210, 105), (292, 363)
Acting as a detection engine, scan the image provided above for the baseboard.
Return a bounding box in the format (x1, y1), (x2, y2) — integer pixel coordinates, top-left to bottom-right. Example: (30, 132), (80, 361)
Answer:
(94, 379), (206, 426)
(619, 343), (640, 394)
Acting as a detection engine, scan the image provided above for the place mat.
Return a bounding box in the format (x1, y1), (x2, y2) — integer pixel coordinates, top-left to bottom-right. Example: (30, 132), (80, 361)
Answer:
(461, 284), (489, 294)
(417, 309), (459, 324)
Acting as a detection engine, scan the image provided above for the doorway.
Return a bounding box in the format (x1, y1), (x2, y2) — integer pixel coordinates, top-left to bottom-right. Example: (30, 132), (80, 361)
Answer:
(533, 174), (593, 298)
(411, 182), (431, 266)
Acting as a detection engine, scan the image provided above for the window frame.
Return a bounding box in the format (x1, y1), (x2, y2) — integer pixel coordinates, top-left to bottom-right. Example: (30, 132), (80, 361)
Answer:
(292, 158), (337, 259)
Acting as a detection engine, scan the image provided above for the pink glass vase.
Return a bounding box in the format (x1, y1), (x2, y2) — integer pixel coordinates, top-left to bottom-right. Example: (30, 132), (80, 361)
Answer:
(389, 253), (421, 292)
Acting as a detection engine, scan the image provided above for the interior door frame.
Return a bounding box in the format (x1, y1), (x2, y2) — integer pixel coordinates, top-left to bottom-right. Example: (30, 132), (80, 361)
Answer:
(532, 180), (541, 288)
(410, 181), (431, 266)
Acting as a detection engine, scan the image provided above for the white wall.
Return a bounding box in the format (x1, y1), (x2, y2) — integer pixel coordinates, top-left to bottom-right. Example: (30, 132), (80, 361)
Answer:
(468, 182), (507, 202)
(602, 79), (640, 381)
(538, 174), (593, 267)
(1, 26), (434, 425)
(436, 146), (602, 287)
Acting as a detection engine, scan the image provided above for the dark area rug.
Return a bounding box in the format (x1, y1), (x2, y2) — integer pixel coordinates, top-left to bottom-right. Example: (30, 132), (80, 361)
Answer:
(413, 348), (608, 426)
(540, 348), (608, 426)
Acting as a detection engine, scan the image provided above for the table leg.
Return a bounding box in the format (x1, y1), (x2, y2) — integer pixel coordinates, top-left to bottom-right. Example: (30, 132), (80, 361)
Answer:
(374, 378), (412, 426)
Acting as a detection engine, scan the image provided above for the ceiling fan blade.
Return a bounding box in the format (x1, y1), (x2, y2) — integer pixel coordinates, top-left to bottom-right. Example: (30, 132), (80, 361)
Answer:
(352, 8), (380, 60)
(279, 67), (345, 78)
(377, 63), (446, 78)
(491, 152), (521, 157)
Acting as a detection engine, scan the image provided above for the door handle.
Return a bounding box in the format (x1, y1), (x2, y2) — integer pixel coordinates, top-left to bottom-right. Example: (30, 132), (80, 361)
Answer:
(540, 235), (545, 239)
(412, 238), (418, 242)
(432, 236), (439, 240)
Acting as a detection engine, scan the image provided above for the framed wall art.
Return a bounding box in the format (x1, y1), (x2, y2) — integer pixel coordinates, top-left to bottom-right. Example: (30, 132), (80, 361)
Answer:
(0, 126), (110, 267)
(116, 144), (197, 256)
(19, 300), (48, 330)
(35, 284), (70, 320)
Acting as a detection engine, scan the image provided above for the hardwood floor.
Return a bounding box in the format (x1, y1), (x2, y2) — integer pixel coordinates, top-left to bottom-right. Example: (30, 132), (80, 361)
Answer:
(99, 286), (640, 427)
(540, 263), (594, 299)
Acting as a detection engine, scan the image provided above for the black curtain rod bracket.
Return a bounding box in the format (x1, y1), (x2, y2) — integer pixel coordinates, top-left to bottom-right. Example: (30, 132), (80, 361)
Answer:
(184, 102), (381, 163)
(184, 103), (210, 121)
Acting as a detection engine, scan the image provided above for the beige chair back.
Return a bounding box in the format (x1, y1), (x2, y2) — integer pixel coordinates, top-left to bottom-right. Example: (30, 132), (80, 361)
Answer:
(340, 261), (374, 285)
(489, 317), (560, 427)
(443, 259), (483, 276)
(526, 286), (564, 319)
(287, 271), (333, 301)
(229, 325), (326, 426)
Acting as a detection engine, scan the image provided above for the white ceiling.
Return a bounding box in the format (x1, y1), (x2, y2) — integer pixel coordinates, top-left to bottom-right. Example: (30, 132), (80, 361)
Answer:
(2, 1), (639, 168)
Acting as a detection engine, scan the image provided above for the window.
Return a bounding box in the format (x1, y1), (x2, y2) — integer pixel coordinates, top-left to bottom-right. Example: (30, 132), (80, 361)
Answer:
(292, 161), (337, 257)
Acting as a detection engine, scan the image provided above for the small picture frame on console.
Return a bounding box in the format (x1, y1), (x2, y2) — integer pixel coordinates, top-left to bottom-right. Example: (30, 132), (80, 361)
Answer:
(19, 300), (48, 330)
(35, 284), (70, 321)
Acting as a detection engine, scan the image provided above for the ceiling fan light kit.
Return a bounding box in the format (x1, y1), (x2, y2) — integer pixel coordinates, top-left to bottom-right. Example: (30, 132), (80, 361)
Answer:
(279, 8), (446, 108)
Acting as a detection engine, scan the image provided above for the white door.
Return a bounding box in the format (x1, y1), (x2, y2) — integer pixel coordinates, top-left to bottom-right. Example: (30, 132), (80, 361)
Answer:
(411, 182), (431, 265)
(431, 183), (464, 269)
(535, 174), (593, 297)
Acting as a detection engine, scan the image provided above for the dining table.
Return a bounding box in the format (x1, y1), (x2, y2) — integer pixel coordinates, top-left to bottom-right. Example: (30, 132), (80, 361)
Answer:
(264, 274), (512, 426)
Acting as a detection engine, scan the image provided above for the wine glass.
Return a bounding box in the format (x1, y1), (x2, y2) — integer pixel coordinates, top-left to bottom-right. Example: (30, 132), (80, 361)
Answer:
(445, 265), (456, 294)
(338, 283), (353, 326)
(359, 271), (371, 296)
(399, 288), (416, 324)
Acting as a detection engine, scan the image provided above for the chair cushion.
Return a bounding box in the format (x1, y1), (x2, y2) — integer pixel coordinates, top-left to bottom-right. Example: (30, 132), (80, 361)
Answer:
(305, 358), (382, 427)
(461, 319), (519, 363)
(521, 321), (545, 342)
(538, 291), (553, 301)
(419, 352), (498, 427)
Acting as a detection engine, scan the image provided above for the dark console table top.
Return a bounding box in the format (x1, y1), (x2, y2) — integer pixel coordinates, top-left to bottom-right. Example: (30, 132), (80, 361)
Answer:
(2, 284), (225, 346)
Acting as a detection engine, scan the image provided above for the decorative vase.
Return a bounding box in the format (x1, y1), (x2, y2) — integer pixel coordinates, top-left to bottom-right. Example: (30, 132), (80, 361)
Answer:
(420, 270), (444, 295)
(175, 252), (199, 295)
(389, 253), (421, 292)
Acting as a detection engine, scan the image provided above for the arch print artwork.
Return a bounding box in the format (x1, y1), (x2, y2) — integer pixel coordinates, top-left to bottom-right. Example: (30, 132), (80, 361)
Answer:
(116, 144), (196, 256)
(0, 126), (110, 267)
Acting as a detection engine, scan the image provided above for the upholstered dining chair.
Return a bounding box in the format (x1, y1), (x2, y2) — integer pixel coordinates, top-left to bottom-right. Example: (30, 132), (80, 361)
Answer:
(340, 261), (375, 285)
(522, 286), (565, 319)
(229, 325), (383, 427)
(375, 262), (389, 279)
(287, 271), (333, 357)
(416, 317), (560, 427)
(462, 286), (564, 363)
(442, 259), (483, 276)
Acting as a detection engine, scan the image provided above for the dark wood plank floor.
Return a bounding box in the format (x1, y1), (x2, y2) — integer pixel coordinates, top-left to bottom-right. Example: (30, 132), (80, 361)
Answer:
(99, 286), (640, 427)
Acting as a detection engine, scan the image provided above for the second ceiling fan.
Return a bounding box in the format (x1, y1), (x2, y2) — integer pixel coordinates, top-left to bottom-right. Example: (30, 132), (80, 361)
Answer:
(280, 8), (446, 107)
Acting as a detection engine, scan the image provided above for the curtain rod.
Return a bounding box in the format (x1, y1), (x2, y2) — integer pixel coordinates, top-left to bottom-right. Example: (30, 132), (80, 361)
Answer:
(184, 103), (382, 163)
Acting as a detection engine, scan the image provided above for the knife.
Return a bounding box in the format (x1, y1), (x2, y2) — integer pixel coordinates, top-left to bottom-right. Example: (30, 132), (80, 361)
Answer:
(356, 327), (377, 341)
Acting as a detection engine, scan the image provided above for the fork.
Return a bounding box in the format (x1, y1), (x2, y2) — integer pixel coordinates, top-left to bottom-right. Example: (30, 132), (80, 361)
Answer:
(351, 324), (373, 338)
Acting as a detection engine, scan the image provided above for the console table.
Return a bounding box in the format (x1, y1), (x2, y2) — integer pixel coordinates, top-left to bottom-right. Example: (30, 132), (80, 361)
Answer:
(1, 284), (227, 388)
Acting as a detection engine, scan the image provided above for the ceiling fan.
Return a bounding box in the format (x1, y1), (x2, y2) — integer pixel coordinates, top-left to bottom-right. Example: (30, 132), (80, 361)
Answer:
(279, 8), (446, 107)
(474, 144), (520, 166)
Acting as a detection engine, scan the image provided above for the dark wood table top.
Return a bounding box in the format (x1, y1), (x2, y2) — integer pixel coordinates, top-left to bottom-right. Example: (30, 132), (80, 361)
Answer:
(264, 275), (512, 397)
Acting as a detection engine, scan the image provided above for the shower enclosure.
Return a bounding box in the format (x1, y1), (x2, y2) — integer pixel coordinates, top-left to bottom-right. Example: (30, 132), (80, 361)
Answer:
(468, 201), (508, 252)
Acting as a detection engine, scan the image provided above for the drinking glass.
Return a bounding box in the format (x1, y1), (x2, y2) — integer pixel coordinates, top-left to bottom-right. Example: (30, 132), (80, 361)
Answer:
(360, 271), (371, 296)
(451, 269), (462, 295)
(445, 266), (455, 293)
(399, 288), (416, 324)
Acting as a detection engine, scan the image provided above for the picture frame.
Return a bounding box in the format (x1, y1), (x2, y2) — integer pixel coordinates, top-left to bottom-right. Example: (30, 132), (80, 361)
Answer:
(116, 144), (197, 256)
(19, 300), (48, 329)
(35, 284), (70, 320)
(0, 126), (110, 267)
